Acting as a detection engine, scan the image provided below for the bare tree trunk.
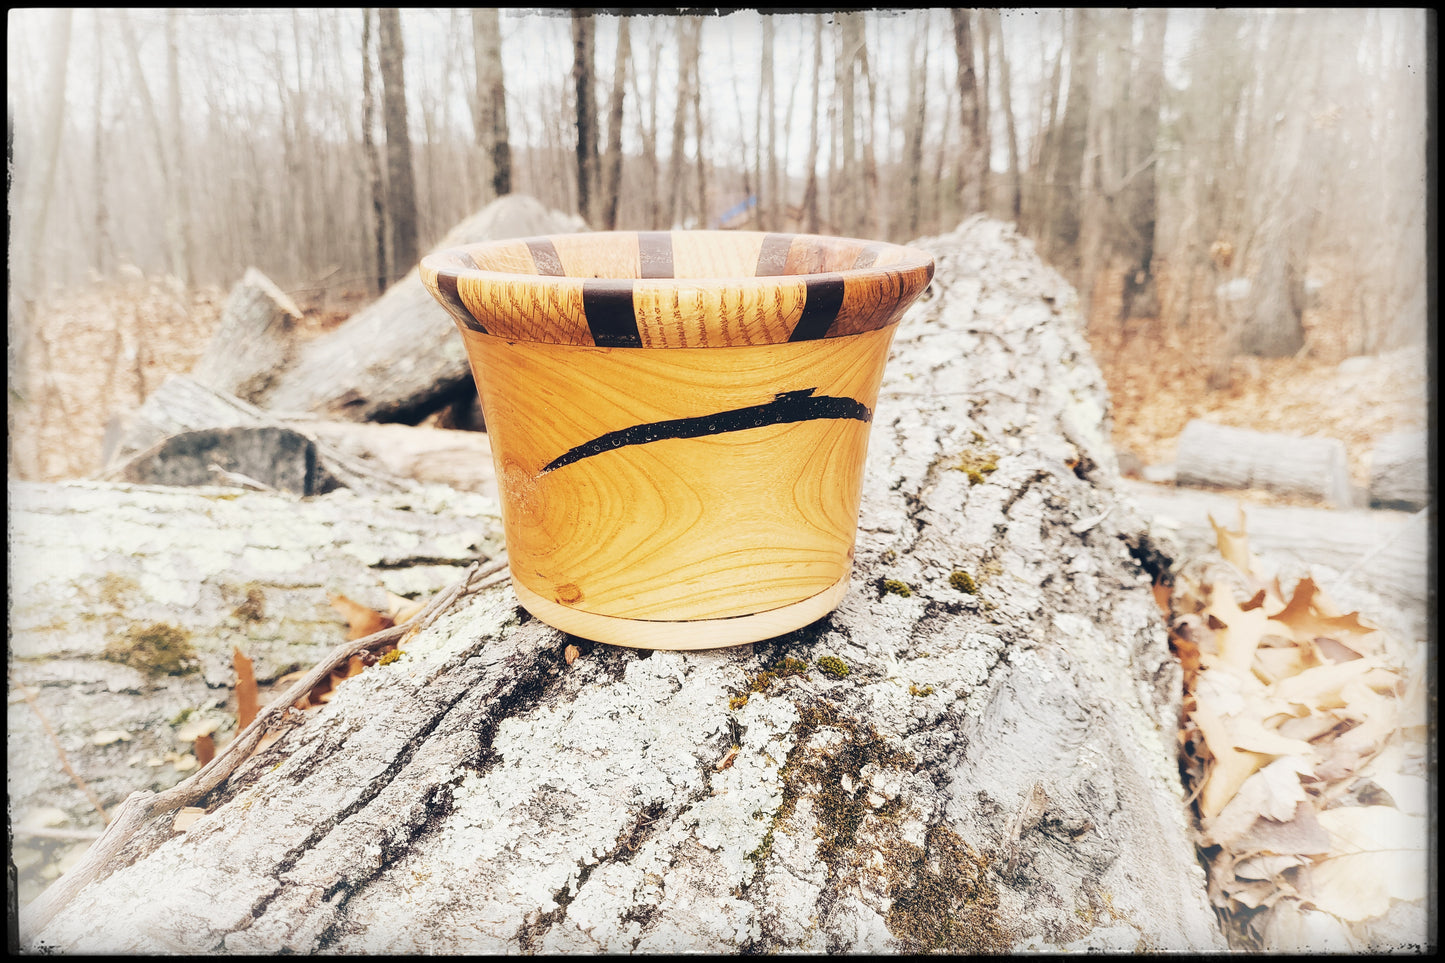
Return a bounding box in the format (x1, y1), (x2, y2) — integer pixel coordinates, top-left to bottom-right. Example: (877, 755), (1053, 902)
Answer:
(600, 15), (630, 230)
(361, 9), (387, 296)
(164, 10), (193, 287)
(471, 9), (511, 198)
(118, 11), (187, 278)
(1118, 9), (1167, 321)
(1043, 8), (1093, 275)
(951, 10), (985, 217)
(835, 14), (859, 235)
(857, 20), (881, 237)
(989, 11), (1021, 224)
(571, 10), (599, 227)
(630, 20), (662, 229)
(902, 14), (929, 239)
(8, 9), (71, 396)
(977, 9), (993, 215)
(801, 15), (824, 234)
(762, 16), (778, 230)
(377, 8), (419, 281)
(666, 17), (692, 228)
(91, 10), (110, 277)
(690, 18), (707, 228)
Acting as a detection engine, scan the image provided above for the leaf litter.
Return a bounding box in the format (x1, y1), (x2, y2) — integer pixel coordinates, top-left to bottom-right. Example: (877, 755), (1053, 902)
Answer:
(1168, 505), (1428, 951)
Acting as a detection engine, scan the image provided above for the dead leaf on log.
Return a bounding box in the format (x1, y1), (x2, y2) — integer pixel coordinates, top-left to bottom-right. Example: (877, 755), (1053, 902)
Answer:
(564, 644), (579, 666)
(329, 593), (394, 640)
(233, 647), (258, 730)
(194, 734), (215, 767)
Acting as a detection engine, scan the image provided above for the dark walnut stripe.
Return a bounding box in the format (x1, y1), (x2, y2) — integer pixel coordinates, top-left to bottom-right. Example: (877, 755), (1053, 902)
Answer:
(539, 387), (872, 476)
(755, 232), (793, 277)
(527, 239), (566, 276)
(638, 231), (674, 279)
(788, 274), (847, 342)
(582, 280), (643, 347)
(435, 272), (486, 333)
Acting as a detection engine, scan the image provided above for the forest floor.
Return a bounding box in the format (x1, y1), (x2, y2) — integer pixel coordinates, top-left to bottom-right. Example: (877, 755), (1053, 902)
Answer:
(7, 262), (1429, 501)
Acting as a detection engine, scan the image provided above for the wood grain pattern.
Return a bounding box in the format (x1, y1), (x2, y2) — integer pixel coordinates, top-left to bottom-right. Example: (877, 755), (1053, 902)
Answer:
(466, 325), (896, 623)
(421, 230), (933, 645)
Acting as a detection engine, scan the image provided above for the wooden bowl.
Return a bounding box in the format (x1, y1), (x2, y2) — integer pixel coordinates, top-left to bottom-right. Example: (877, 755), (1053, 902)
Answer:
(421, 230), (934, 649)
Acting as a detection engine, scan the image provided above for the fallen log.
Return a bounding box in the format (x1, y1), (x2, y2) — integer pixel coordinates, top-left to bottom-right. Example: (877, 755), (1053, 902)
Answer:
(7, 479), (506, 906)
(255, 194), (585, 422)
(20, 217), (1225, 953)
(188, 268), (304, 403)
(1174, 419), (1354, 507)
(1368, 430), (1429, 511)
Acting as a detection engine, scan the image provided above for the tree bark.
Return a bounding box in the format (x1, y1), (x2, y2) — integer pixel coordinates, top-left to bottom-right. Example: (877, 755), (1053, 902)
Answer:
(377, 8), (419, 282)
(22, 218), (1225, 955)
(600, 15), (630, 231)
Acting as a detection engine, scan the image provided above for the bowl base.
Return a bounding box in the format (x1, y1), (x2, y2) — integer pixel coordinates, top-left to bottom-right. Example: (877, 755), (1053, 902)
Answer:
(511, 575), (851, 650)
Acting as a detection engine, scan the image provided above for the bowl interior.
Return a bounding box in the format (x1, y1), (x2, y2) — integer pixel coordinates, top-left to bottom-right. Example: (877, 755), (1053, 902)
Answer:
(421, 230), (934, 348)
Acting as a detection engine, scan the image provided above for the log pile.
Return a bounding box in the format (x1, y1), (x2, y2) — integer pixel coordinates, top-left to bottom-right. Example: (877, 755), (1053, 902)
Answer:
(17, 214), (1227, 952)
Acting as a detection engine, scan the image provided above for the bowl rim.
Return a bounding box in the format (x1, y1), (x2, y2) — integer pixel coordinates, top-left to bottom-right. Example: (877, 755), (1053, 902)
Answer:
(420, 228), (935, 287)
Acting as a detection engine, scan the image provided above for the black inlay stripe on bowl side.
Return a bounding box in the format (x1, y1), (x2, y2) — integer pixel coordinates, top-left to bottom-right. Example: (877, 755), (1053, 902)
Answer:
(638, 231), (674, 278)
(436, 273), (487, 333)
(788, 274), (847, 342)
(582, 280), (643, 347)
(755, 233), (793, 277)
(527, 239), (566, 276)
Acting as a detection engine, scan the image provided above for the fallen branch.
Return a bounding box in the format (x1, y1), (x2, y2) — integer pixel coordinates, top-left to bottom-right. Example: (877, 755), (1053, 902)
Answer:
(21, 555), (508, 942)
(21, 687), (110, 825)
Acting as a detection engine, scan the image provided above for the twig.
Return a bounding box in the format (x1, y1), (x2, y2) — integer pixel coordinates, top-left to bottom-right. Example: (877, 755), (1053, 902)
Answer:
(21, 554), (508, 943)
(20, 687), (110, 824)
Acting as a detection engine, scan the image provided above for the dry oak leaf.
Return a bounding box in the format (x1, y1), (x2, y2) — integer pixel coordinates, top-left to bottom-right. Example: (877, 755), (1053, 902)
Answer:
(1268, 577), (1380, 654)
(1260, 900), (1359, 953)
(1208, 506), (1260, 577)
(1306, 806), (1427, 922)
(233, 646), (258, 731)
(1190, 698), (1274, 821)
(1200, 755), (1313, 847)
(1202, 582), (1294, 678)
(329, 592), (395, 640)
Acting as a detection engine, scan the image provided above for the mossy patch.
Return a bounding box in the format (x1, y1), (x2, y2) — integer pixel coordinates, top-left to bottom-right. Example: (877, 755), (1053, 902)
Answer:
(104, 622), (198, 675)
(952, 450), (1000, 485)
(816, 656), (850, 679)
(378, 649), (402, 666)
(908, 683), (935, 697)
(885, 825), (1011, 952)
(948, 570), (978, 594)
(880, 578), (912, 598)
(747, 656), (810, 693)
(97, 573), (139, 608)
(729, 694), (750, 711)
(232, 585), (267, 622)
